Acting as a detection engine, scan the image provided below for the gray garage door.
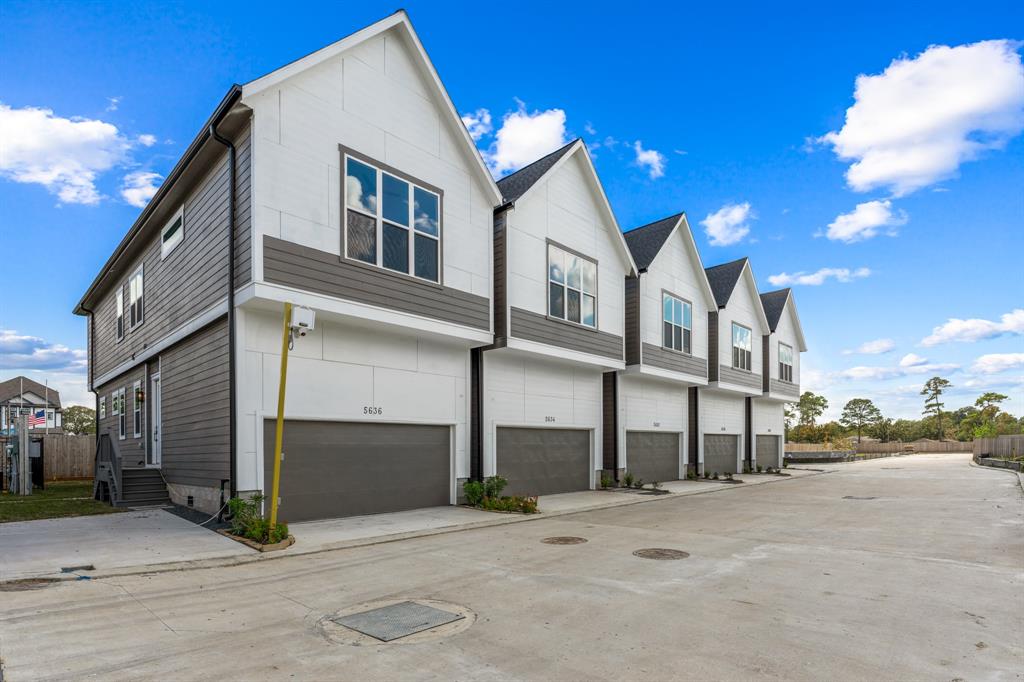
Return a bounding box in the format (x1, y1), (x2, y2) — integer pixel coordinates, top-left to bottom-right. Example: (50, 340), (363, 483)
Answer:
(263, 420), (450, 522)
(496, 427), (590, 497)
(756, 434), (780, 469)
(626, 431), (681, 482)
(703, 434), (739, 475)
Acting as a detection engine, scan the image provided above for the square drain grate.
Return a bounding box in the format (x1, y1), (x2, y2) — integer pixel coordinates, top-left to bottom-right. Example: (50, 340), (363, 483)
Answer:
(333, 601), (464, 642)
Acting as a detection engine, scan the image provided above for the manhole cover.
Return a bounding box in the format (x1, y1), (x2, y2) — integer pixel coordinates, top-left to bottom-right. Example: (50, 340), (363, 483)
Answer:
(541, 536), (588, 545)
(333, 601), (464, 642)
(842, 496), (878, 500)
(633, 548), (690, 560)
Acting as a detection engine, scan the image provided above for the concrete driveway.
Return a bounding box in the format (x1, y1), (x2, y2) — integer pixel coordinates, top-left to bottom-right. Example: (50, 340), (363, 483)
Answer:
(1, 453), (1021, 681)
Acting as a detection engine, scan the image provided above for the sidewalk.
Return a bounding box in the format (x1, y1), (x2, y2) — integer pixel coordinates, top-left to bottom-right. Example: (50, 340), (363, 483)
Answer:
(0, 468), (821, 583)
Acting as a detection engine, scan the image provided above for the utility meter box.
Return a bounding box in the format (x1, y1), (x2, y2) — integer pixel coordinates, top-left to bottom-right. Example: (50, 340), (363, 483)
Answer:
(290, 306), (316, 335)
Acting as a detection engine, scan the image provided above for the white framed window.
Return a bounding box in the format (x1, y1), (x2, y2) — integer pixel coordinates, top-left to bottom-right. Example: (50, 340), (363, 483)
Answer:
(732, 322), (752, 371)
(161, 206), (184, 258)
(132, 380), (142, 438)
(779, 342), (794, 383)
(111, 391), (119, 416)
(662, 292), (692, 354)
(116, 387), (126, 440)
(129, 266), (144, 328)
(116, 288), (124, 341)
(343, 152), (441, 283)
(548, 243), (597, 328)
(99, 396), (106, 419)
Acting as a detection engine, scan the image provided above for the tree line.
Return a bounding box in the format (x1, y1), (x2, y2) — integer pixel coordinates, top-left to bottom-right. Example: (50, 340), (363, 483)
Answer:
(786, 376), (1024, 443)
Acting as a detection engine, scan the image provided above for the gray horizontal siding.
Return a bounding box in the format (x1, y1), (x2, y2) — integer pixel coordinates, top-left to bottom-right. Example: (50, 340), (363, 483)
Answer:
(97, 366), (148, 468)
(160, 318), (230, 488)
(770, 378), (800, 398)
(263, 236), (490, 331)
(641, 343), (708, 378)
(234, 126), (253, 289)
(510, 307), (623, 361)
(719, 364), (762, 389)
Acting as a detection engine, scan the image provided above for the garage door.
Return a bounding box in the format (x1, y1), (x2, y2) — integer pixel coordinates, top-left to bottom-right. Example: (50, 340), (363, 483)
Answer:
(626, 431), (681, 482)
(263, 420), (450, 522)
(703, 434), (739, 475)
(496, 427), (590, 497)
(756, 434), (780, 469)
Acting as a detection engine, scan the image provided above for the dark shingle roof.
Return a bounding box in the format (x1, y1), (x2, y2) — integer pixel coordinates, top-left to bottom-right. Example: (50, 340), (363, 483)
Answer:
(622, 213), (684, 271)
(495, 140), (578, 203)
(0, 376), (62, 408)
(759, 289), (791, 331)
(704, 257), (749, 308)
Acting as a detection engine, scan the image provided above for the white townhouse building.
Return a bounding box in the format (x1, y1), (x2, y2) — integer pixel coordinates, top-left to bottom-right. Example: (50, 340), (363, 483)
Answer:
(753, 288), (806, 468)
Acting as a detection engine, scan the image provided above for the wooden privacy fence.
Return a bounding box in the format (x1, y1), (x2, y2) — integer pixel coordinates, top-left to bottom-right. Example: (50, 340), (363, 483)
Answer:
(785, 440), (973, 454)
(974, 435), (1024, 458)
(40, 434), (96, 480)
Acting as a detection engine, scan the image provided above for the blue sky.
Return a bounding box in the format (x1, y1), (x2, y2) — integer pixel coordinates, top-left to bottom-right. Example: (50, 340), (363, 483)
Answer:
(1, 0), (1022, 419)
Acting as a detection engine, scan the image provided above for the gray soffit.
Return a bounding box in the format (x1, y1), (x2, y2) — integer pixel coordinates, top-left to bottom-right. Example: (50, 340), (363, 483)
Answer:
(495, 140), (578, 204)
(704, 257), (748, 308)
(759, 288), (790, 331)
(622, 213), (683, 272)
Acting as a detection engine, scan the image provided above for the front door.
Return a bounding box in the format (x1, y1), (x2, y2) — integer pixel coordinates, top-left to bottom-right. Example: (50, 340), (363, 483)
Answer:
(148, 373), (161, 467)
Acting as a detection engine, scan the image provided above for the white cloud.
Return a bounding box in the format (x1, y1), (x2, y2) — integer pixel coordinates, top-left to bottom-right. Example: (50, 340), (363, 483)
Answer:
(843, 338), (895, 355)
(460, 108), (492, 141)
(483, 101), (568, 176)
(767, 266), (871, 287)
(0, 103), (135, 204)
(920, 308), (1024, 346)
(970, 352), (1024, 374)
(701, 202), (754, 246)
(825, 199), (907, 243)
(137, 133), (157, 147)
(120, 170), (163, 208)
(836, 353), (958, 381)
(899, 353), (928, 367)
(584, 122), (597, 135)
(0, 329), (87, 372)
(105, 96), (121, 112)
(819, 40), (1024, 196)
(632, 140), (666, 179)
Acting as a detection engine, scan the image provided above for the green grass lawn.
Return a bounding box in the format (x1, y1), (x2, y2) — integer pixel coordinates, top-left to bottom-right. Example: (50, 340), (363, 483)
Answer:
(0, 480), (124, 523)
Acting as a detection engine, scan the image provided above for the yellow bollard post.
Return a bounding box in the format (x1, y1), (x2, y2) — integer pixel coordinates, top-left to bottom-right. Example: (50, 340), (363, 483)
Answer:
(269, 301), (292, 530)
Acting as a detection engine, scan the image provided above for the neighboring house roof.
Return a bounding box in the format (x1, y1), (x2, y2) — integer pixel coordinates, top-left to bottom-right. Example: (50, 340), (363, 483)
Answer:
(496, 140), (577, 204)
(0, 376), (62, 408)
(623, 213), (683, 271)
(704, 257), (749, 308)
(759, 289), (791, 331)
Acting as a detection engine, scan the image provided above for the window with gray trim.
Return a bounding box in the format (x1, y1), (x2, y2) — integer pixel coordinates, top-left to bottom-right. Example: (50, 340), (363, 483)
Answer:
(662, 293), (692, 353)
(129, 267), (144, 329)
(779, 342), (794, 382)
(116, 387), (126, 440)
(132, 380), (142, 438)
(732, 322), (752, 371)
(161, 206), (184, 258)
(344, 153), (441, 283)
(548, 243), (597, 327)
(116, 288), (124, 341)
(99, 396), (106, 419)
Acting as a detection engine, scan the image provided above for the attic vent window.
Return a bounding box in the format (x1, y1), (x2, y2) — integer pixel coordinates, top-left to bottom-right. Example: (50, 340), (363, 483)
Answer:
(161, 206), (184, 258)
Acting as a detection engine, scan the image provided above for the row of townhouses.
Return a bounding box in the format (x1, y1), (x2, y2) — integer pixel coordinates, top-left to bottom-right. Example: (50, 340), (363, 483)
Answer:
(76, 11), (806, 519)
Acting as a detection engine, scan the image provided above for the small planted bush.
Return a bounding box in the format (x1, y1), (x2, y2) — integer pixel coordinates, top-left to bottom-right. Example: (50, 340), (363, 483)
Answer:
(227, 493), (289, 545)
(686, 471), (696, 481)
(463, 479), (485, 506)
(463, 476), (538, 514)
(483, 475), (508, 499)
(600, 473), (614, 489)
(712, 472), (719, 480)
(623, 472), (635, 488)
(703, 471), (709, 480)
(756, 465), (763, 473)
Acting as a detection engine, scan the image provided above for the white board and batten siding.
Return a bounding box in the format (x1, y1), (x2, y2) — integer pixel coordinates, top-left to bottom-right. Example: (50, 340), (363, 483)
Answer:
(243, 26), (494, 318)
(718, 272), (765, 380)
(618, 373), (687, 468)
(639, 232), (710, 363)
(768, 302), (802, 386)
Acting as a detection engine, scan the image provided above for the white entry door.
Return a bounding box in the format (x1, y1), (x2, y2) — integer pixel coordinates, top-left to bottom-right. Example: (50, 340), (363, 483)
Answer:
(148, 373), (162, 467)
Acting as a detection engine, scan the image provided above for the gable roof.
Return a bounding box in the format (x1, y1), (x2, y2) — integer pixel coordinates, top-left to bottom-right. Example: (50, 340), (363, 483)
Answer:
(704, 257), (749, 308)
(759, 289), (791, 331)
(496, 140), (577, 204)
(0, 376), (61, 408)
(623, 213), (683, 271)
(243, 10), (501, 207)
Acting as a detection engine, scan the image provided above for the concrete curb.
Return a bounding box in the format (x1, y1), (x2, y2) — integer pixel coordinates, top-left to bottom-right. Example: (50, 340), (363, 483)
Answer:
(968, 460), (1024, 494)
(7, 469), (827, 585)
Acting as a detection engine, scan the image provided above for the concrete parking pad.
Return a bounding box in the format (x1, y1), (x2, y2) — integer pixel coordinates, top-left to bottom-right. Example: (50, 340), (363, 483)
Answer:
(1, 453), (1020, 680)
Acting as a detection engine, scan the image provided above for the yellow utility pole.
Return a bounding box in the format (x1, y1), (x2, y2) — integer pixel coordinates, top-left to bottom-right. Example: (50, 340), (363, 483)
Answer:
(269, 301), (292, 530)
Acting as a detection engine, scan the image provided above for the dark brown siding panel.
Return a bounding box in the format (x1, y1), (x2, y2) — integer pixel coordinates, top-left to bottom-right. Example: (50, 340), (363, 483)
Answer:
(509, 307), (623, 360)
(493, 210), (508, 338)
(624, 275), (640, 365)
(234, 126), (253, 289)
(761, 334), (770, 392)
(641, 343), (708, 378)
(687, 386), (698, 474)
(719, 365), (762, 389)
(263, 237), (490, 331)
(707, 311), (719, 381)
(97, 366), (148, 468)
(602, 372), (618, 471)
(770, 378), (800, 398)
(160, 318), (230, 488)
(744, 397), (753, 468)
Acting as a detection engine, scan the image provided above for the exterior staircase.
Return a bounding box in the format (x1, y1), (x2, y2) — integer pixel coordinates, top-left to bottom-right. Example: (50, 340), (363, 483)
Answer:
(118, 468), (171, 507)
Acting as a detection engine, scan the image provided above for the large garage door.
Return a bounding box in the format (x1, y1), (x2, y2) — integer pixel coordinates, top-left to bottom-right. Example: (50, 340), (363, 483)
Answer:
(263, 420), (450, 522)
(496, 427), (590, 497)
(626, 431), (681, 482)
(756, 434), (780, 469)
(703, 434), (739, 475)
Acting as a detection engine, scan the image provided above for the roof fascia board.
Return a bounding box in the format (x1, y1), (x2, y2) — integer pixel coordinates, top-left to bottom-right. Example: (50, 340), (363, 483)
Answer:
(784, 291), (809, 352)
(740, 261), (771, 333)
(647, 214), (718, 309)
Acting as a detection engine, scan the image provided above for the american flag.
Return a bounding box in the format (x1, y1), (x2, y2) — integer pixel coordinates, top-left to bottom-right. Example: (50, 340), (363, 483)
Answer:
(28, 409), (46, 427)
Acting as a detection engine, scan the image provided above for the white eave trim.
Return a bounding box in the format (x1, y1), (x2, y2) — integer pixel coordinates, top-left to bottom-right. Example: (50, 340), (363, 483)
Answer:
(645, 213), (718, 310)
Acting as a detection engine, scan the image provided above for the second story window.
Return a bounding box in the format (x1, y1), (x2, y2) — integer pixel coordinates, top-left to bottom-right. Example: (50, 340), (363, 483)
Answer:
(99, 396), (106, 419)
(548, 244), (597, 328)
(779, 342), (794, 382)
(117, 387), (126, 440)
(129, 267), (144, 328)
(344, 153), (441, 283)
(116, 288), (124, 341)
(662, 293), (692, 354)
(161, 206), (184, 258)
(732, 322), (752, 371)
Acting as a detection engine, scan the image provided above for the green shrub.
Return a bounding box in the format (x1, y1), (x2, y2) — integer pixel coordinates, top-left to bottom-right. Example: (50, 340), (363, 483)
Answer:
(480, 495), (538, 514)
(600, 473), (614, 489)
(463, 479), (485, 506)
(686, 471), (696, 480)
(483, 475), (508, 499)
(703, 471), (709, 479)
(227, 493), (289, 544)
(623, 472), (635, 488)
(756, 465), (762, 473)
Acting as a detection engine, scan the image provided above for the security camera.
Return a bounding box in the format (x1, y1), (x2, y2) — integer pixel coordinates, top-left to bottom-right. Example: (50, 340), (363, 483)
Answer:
(289, 306), (316, 337)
